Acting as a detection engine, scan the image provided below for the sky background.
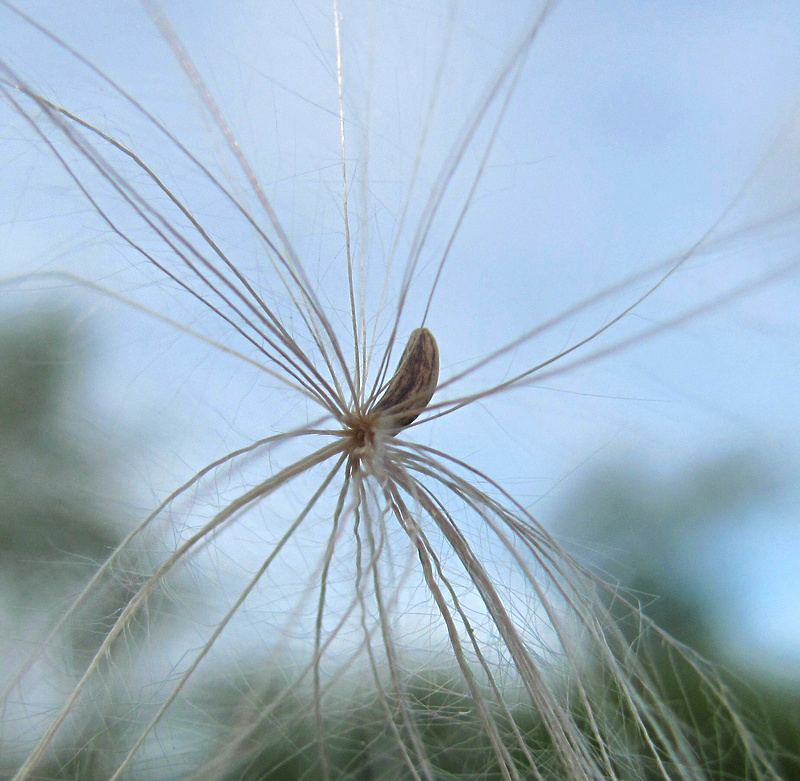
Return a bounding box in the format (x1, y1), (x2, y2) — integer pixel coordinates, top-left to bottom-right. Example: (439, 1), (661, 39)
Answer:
(2, 0), (800, 680)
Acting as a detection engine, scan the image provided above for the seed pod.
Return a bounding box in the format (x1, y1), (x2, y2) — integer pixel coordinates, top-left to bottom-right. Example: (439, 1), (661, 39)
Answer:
(372, 328), (439, 433)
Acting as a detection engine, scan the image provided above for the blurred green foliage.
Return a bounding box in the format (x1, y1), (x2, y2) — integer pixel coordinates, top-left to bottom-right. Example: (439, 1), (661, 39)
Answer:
(0, 309), (163, 780)
(1, 313), (798, 779)
(558, 455), (800, 779)
(188, 451), (800, 780)
(0, 310), (118, 601)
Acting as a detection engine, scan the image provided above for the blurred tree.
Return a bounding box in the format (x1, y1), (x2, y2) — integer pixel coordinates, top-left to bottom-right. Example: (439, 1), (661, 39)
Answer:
(3, 310), (798, 778)
(186, 452), (800, 781)
(0, 308), (185, 780)
(556, 453), (800, 779)
(0, 309), (119, 603)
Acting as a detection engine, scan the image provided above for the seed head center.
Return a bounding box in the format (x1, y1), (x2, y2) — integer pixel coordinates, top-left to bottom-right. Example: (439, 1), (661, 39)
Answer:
(344, 412), (380, 456)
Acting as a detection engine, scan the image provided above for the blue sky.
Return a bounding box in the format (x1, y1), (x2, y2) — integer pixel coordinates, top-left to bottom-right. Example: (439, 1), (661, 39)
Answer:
(2, 0), (800, 678)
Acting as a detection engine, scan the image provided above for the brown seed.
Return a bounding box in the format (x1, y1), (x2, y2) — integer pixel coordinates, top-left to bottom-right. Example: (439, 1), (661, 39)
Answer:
(371, 328), (439, 433)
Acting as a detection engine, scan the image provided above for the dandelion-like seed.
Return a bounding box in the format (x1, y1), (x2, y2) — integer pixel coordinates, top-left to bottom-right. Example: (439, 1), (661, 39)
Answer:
(1, 1), (799, 780)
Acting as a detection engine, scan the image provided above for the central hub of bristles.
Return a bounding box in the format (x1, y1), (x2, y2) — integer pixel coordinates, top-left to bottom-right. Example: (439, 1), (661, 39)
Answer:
(344, 412), (381, 455)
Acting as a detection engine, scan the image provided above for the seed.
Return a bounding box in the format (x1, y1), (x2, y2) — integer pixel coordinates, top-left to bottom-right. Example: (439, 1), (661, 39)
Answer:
(371, 328), (439, 433)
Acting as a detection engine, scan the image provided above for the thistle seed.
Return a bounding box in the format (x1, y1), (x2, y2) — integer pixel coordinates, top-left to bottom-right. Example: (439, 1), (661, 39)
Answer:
(372, 328), (439, 433)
